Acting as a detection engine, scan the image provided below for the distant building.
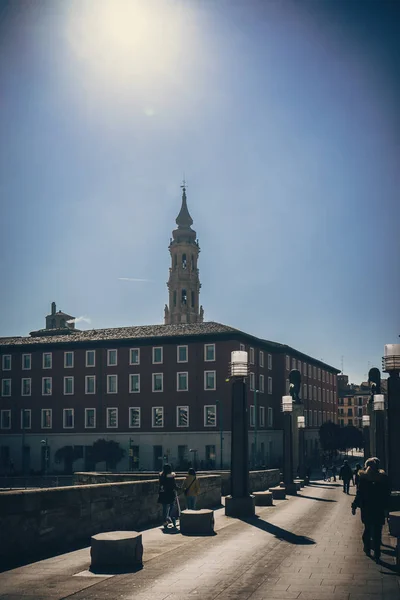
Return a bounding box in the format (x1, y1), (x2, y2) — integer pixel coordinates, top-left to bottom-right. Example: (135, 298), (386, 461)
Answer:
(337, 374), (387, 428)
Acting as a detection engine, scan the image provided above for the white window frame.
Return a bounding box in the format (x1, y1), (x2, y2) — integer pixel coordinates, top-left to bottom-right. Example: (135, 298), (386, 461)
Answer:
(313, 366), (317, 379)
(318, 387), (321, 402)
(204, 404), (217, 427)
(267, 407), (273, 428)
(152, 373), (163, 393)
(249, 372), (255, 391)
(0, 409), (11, 429)
(152, 406), (164, 428)
(152, 346), (163, 364)
(176, 405), (189, 428)
(204, 370), (216, 391)
(249, 347), (255, 365)
(41, 408), (52, 429)
(322, 370), (325, 383)
(204, 343), (216, 362)
(249, 405), (255, 427)
(177, 372), (188, 392)
(268, 376), (272, 395)
(107, 374), (118, 394)
(286, 355), (290, 370)
(318, 368), (321, 380)
(1, 379), (11, 397)
(314, 410), (317, 425)
(298, 360), (302, 372)
(85, 375), (96, 394)
(43, 352), (52, 369)
(106, 407), (118, 428)
(2, 354), (11, 371)
(259, 405), (265, 427)
(85, 350), (96, 367)
(309, 384), (312, 399)
(303, 362), (307, 377)
(313, 385), (317, 400)
(22, 354), (31, 370)
(42, 377), (52, 396)
(129, 373), (140, 393)
(308, 365), (312, 378)
(259, 351), (264, 367)
(129, 348), (140, 366)
(268, 354), (272, 370)
(129, 406), (141, 428)
(64, 351), (74, 368)
(63, 408), (74, 429)
(177, 345), (188, 363)
(85, 408), (96, 429)
(323, 389), (326, 403)
(107, 349), (118, 366)
(21, 378), (31, 396)
(63, 376), (74, 395)
(20, 408), (31, 429)
(259, 374), (265, 393)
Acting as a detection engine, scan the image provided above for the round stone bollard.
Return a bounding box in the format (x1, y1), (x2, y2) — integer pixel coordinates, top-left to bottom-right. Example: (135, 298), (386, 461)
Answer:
(180, 509), (215, 535)
(388, 512), (400, 569)
(90, 531), (143, 572)
(270, 486), (286, 500)
(293, 480), (301, 491)
(253, 491), (273, 506)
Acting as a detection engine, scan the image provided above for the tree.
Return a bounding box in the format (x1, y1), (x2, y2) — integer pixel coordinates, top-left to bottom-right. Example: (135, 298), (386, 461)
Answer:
(91, 439), (125, 470)
(319, 422), (341, 462)
(54, 445), (81, 474)
(338, 426), (364, 454)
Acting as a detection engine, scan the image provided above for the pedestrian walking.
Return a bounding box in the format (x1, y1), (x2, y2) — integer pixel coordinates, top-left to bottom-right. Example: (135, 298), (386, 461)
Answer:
(339, 460), (354, 494)
(181, 467), (200, 510)
(322, 465), (327, 481)
(351, 457), (391, 562)
(354, 463), (362, 489)
(157, 463), (178, 528)
(331, 465), (337, 482)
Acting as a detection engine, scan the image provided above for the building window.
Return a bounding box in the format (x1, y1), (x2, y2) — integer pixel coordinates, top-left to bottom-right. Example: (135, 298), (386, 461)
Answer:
(129, 348), (140, 365)
(308, 365), (312, 378)
(250, 405), (255, 427)
(2, 355), (11, 370)
(322, 370), (325, 383)
(309, 410), (313, 427)
(64, 351), (74, 368)
(1, 378), (10, 397)
(177, 345), (188, 363)
(191, 291), (195, 307)
(181, 289), (187, 305)
(259, 351), (264, 367)
(303, 362), (307, 377)
(85, 408), (96, 428)
(249, 372), (255, 391)
(129, 407), (141, 428)
(249, 347), (255, 365)
(318, 387), (321, 402)
(204, 344), (216, 362)
(318, 368), (321, 380)
(313, 366), (317, 379)
(41, 409), (52, 429)
(107, 375), (118, 394)
(21, 378), (31, 396)
(42, 377), (52, 395)
(323, 411), (326, 422)
(129, 374), (140, 393)
(64, 376), (74, 395)
(177, 372), (188, 391)
(63, 408), (74, 429)
(204, 405), (216, 427)
(286, 355), (290, 370)
(318, 411), (322, 426)
(152, 347), (163, 364)
(21, 409), (31, 429)
(268, 377), (272, 394)
(309, 384), (312, 400)
(85, 375), (96, 394)
(86, 350), (96, 367)
(177, 406), (189, 427)
(303, 384), (307, 400)
(259, 374), (265, 393)
(152, 373), (163, 392)
(107, 407), (118, 428)
(152, 406), (164, 427)
(268, 354), (272, 370)
(314, 410), (317, 425)
(286, 379), (290, 395)
(292, 358), (296, 369)
(313, 386), (316, 400)
(348, 418), (353, 427)
(323, 389), (326, 403)
(22, 354), (31, 370)
(348, 408), (353, 417)
(107, 349), (118, 366)
(43, 353), (52, 369)
(0, 410), (11, 429)
(267, 407), (273, 427)
(259, 406), (265, 427)
(240, 343), (245, 351)
(204, 371), (216, 390)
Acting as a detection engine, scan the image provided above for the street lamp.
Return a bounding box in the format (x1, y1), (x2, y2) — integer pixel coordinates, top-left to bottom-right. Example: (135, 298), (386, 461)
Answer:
(373, 394), (386, 471)
(216, 399), (224, 470)
(382, 343), (400, 491)
(297, 416), (306, 480)
(282, 396), (297, 495)
(362, 415), (371, 462)
(189, 449), (198, 471)
(225, 351), (255, 517)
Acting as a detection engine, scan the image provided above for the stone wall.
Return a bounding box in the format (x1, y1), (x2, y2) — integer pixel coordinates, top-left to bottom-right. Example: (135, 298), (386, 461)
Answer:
(0, 475), (221, 568)
(73, 469), (280, 497)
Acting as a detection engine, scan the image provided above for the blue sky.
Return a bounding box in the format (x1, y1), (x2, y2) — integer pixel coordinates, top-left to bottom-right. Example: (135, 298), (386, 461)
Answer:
(0, 0), (399, 384)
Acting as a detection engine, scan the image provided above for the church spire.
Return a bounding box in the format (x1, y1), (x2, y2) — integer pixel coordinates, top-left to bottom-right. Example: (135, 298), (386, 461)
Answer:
(175, 181), (193, 229)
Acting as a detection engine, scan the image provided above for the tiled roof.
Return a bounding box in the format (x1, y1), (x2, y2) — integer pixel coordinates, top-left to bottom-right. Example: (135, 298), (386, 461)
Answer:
(0, 321), (241, 347)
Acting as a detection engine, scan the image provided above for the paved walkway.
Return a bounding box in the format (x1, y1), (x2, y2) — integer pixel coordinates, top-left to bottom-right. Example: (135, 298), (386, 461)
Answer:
(1, 480), (399, 600)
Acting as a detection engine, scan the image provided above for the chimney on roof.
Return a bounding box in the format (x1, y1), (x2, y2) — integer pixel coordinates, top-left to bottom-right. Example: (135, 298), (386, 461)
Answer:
(51, 302), (56, 315)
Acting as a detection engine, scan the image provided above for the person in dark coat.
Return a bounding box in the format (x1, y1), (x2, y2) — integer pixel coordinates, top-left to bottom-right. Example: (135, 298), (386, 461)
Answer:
(331, 465), (337, 482)
(351, 457), (391, 562)
(158, 463), (178, 528)
(339, 460), (354, 494)
(354, 463), (362, 489)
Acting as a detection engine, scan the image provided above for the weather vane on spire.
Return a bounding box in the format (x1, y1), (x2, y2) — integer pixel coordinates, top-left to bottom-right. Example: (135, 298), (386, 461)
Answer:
(181, 174), (187, 191)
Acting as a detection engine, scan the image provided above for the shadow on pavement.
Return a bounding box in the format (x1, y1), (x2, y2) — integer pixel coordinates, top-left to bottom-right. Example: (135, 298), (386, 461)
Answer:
(297, 495), (337, 503)
(309, 482), (341, 488)
(241, 516), (315, 545)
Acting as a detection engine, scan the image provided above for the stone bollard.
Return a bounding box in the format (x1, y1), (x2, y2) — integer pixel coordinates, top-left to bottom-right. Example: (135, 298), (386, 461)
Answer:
(293, 480), (301, 491)
(253, 491), (273, 506)
(90, 531), (143, 572)
(388, 512), (400, 569)
(270, 486), (286, 500)
(180, 509), (215, 535)
(294, 479), (305, 488)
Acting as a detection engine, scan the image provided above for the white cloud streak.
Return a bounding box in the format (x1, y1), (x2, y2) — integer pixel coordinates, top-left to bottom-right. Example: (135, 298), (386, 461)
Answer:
(118, 277), (153, 282)
(67, 316), (92, 324)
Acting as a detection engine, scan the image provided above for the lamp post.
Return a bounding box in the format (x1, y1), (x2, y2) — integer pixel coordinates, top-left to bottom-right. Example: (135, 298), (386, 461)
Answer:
(282, 395), (297, 495)
(41, 438), (49, 476)
(373, 394), (386, 470)
(216, 399), (224, 470)
(382, 343), (400, 491)
(297, 415), (305, 480)
(254, 389), (259, 468)
(362, 415), (371, 462)
(225, 351), (255, 517)
(189, 449), (197, 471)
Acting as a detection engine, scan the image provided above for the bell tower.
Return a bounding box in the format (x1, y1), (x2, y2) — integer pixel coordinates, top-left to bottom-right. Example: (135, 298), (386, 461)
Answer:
(164, 183), (204, 325)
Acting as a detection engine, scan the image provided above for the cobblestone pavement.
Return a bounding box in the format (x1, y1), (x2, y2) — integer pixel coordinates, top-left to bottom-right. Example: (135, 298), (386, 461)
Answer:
(0, 480), (399, 600)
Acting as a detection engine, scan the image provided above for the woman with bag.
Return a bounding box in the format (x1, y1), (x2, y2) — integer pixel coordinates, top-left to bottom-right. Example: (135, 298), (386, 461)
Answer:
(181, 468), (200, 510)
(158, 464), (178, 527)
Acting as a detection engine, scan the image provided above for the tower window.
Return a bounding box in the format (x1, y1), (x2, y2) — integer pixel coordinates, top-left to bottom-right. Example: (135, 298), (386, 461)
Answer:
(182, 254), (187, 269)
(174, 254), (177, 267)
(191, 291), (195, 307)
(173, 291), (177, 307)
(191, 255), (194, 270)
(182, 289), (187, 305)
